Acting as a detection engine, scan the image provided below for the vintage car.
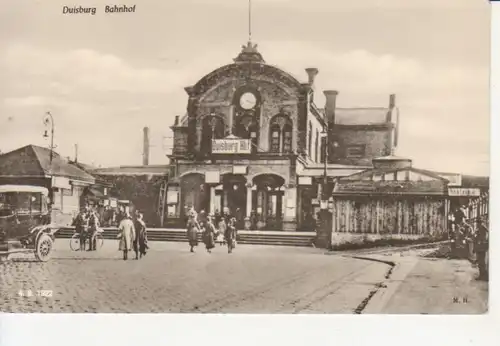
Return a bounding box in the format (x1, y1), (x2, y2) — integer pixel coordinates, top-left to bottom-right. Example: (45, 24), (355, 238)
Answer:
(0, 185), (58, 261)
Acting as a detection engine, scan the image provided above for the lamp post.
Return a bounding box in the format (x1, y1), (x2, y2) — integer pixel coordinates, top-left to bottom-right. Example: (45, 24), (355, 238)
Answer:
(43, 111), (55, 206)
(318, 122), (338, 249)
(321, 124), (328, 197)
(43, 111), (55, 165)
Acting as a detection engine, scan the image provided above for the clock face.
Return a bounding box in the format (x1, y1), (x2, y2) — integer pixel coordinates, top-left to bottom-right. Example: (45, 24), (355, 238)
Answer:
(239, 92), (257, 110)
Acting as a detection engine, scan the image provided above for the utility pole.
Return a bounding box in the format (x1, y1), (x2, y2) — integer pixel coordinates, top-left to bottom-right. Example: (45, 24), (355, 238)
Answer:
(43, 111), (55, 165)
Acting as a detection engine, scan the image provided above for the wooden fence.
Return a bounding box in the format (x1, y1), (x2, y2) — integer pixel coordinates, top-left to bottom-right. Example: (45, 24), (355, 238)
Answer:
(464, 192), (489, 226)
(331, 196), (447, 237)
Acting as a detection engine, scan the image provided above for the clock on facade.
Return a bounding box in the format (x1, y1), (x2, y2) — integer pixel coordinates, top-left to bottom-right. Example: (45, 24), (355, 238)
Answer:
(239, 92), (257, 110)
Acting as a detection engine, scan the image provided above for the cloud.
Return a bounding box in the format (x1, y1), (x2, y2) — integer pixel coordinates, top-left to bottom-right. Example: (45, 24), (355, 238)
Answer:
(0, 41), (489, 175)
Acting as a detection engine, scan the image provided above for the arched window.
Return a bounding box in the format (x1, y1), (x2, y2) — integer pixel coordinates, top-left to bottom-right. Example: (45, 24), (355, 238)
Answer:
(234, 115), (258, 152)
(269, 115), (293, 153)
(201, 115), (225, 154)
(308, 121), (312, 158)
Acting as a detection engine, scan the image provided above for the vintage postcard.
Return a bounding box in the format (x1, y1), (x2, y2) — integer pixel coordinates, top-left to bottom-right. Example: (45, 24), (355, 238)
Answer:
(0, 0), (490, 320)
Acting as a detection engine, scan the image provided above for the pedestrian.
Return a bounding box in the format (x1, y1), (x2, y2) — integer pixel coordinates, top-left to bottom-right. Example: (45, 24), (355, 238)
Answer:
(72, 205), (89, 251)
(222, 207), (232, 225)
(474, 219), (489, 280)
(133, 212), (149, 259)
(225, 217), (237, 254)
(203, 215), (216, 253)
(198, 209), (207, 229)
(118, 212), (136, 260)
(186, 210), (200, 253)
(87, 206), (100, 251)
(452, 206), (468, 258)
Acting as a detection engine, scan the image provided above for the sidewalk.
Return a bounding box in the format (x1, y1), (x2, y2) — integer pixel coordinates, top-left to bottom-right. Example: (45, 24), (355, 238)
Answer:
(364, 254), (488, 314)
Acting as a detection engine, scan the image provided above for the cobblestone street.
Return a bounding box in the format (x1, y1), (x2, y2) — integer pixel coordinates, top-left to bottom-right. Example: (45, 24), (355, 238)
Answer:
(0, 240), (389, 313)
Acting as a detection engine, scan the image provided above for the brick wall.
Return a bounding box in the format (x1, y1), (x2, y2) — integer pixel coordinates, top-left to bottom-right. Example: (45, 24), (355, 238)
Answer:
(306, 108), (323, 163)
(172, 128), (188, 156)
(331, 125), (393, 166)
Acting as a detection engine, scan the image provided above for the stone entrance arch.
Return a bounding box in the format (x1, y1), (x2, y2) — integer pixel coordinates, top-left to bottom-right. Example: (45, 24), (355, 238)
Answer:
(251, 174), (286, 230)
(180, 172), (207, 217)
(216, 173), (248, 229)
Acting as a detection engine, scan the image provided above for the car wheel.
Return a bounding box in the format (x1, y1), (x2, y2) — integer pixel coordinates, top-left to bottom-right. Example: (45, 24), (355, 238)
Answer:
(35, 233), (53, 262)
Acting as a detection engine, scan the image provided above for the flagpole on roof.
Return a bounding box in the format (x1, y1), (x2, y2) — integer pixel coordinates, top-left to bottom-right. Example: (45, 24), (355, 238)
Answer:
(248, 0), (252, 43)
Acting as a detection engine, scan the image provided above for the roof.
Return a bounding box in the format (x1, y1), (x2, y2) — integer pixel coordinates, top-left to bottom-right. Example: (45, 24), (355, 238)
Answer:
(333, 180), (448, 196)
(0, 185), (49, 195)
(70, 161), (112, 187)
(317, 107), (391, 125)
(233, 41), (265, 63)
(71, 161), (99, 171)
(373, 154), (411, 161)
(340, 166), (449, 182)
(334, 166), (449, 196)
(0, 145), (95, 183)
(92, 165), (170, 176)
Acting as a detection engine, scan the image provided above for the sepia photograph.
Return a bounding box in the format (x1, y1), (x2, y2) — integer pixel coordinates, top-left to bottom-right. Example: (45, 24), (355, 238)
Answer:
(0, 0), (491, 318)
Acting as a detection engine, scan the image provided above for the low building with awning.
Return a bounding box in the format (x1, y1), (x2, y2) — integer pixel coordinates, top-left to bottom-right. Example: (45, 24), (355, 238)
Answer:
(0, 145), (96, 225)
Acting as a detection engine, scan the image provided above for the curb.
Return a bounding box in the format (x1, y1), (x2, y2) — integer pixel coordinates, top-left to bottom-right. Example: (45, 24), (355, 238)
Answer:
(324, 240), (449, 256)
(362, 257), (420, 314)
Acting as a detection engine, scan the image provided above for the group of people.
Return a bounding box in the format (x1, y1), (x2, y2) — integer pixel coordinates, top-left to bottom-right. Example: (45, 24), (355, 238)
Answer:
(72, 204), (149, 260)
(72, 204), (101, 251)
(117, 210), (149, 260)
(185, 207), (238, 254)
(450, 206), (489, 280)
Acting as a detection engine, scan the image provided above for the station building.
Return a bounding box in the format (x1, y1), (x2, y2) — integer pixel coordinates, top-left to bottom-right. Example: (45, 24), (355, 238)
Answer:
(165, 42), (397, 231)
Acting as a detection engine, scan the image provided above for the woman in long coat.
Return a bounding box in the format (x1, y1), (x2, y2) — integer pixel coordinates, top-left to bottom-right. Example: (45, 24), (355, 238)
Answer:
(203, 215), (216, 253)
(186, 210), (200, 253)
(118, 213), (136, 260)
(133, 212), (148, 259)
(225, 217), (237, 254)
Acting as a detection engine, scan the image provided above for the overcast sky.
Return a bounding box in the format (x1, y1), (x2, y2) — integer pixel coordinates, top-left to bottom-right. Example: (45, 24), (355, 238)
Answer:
(0, 0), (490, 175)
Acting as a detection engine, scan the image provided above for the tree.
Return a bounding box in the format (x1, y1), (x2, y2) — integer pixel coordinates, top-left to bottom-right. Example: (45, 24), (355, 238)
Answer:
(98, 174), (168, 227)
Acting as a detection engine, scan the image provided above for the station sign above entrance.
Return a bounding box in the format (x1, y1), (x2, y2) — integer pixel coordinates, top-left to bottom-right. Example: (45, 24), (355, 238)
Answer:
(212, 138), (251, 154)
(448, 188), (481, 197)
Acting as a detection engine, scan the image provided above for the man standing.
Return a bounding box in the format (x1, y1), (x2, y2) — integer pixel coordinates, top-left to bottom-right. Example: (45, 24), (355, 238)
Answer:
(451, 206), (468, 258)
(474, 219), (489, 280)
(72, 205), (89, 251)
(87, 206), (100, 251)
(118, 212), (136, 260)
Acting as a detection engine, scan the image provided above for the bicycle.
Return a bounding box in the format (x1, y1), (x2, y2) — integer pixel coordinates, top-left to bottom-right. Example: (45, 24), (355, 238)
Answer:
(70, 229), (104, 251)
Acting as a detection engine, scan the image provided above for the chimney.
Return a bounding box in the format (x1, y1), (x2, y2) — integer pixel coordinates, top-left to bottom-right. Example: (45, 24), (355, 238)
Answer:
(74, 144), (78, 163)
(323, 90), (339, 124)
(305, 68), (319, 86)
(143, 127), (150, 166)
(389, 94), (396, 109)
(386, 94), (396, 123)
(174, 115), (180, 126)
(324, 90), (338, 163)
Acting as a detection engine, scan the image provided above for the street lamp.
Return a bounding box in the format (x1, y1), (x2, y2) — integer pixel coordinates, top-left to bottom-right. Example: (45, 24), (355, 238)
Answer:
(320, 123), (339, 205)
(43, 111), (55, 164)
(321, 125), (328, 193)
